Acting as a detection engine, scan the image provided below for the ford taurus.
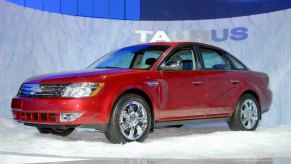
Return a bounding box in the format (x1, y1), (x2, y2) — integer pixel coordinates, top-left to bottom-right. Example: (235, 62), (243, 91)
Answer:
(11, 42), (272, 143)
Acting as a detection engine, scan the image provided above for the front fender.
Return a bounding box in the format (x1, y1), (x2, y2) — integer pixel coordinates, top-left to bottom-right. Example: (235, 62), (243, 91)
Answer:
(101, 78), (161, 123)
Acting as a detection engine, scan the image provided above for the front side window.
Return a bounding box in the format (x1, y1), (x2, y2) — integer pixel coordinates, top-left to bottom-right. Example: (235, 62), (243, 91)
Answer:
(88, 45), (169, 70)
(165, 48), (198, 70)
(201, 48), (230, 70)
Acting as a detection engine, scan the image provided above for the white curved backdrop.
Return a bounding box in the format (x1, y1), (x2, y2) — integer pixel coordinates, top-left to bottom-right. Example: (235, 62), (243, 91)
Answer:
(0, 0), (290, 125)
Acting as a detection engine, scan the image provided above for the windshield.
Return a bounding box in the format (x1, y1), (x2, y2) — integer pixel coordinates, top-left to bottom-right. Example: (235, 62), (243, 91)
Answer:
(87, 45), (170, 70)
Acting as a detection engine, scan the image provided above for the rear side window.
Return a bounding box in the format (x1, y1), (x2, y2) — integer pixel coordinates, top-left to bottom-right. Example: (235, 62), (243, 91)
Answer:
(226, 53), (247, 70)
(201, 49), (230, 70)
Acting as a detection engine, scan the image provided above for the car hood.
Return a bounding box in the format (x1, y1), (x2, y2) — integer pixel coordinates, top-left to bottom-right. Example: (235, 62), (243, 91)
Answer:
(24, 69), (141, 84)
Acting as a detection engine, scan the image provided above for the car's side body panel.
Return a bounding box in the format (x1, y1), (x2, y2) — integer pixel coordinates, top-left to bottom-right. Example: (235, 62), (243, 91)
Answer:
(203, 71), (242, 117)
(157, 71), (206, 120)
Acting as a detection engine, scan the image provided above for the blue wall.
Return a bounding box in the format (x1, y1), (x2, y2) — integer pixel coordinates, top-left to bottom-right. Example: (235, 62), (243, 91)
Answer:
(140, 0), (291, 20)
(6, 0), (291, 20)
(7, 0), (140, 20)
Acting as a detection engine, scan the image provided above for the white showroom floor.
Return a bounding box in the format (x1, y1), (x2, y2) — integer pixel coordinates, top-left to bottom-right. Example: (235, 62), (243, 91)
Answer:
(0, 117), (291, 162)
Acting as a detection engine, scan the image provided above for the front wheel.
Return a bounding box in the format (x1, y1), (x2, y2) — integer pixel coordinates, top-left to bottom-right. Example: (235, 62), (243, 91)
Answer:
(105, 94), (152, 144)
(37, 127), (75, 137)
(229, 94), (260, 131)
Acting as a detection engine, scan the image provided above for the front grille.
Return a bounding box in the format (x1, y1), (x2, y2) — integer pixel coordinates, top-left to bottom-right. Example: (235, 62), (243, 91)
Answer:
(13, 110), (58, 122)
(18, 83), (69, 98)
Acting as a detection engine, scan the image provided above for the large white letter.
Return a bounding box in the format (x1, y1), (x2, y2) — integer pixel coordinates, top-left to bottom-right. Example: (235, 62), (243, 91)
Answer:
(150, 31), (171, 42)
(135, 30), (153, 43)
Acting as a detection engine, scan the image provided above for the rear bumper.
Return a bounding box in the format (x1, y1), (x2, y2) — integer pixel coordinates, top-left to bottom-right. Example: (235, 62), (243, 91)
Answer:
(11, 96), (111, 127)
(261, 89), (272, 113)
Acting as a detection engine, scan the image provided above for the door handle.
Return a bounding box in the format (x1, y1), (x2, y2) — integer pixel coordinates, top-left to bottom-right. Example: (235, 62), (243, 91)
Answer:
(192, 81), (204, 86)
(230, 80), (240, 84)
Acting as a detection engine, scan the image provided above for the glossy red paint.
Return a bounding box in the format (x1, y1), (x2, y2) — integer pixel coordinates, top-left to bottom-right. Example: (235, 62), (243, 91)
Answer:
(11, 42), (272, 128)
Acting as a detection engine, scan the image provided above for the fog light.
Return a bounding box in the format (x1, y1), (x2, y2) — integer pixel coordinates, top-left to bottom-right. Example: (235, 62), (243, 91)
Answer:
(60, 112), (83, 122)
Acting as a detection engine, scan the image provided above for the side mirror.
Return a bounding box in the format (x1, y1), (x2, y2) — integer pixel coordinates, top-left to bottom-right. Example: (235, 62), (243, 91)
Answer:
(160, 61), (183, 71)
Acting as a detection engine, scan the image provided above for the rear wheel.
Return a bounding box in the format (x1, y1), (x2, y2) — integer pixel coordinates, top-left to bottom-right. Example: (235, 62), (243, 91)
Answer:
(37, 127), (75, 137)
(229, 94), (260, 131)
(105, 94), (151, 144)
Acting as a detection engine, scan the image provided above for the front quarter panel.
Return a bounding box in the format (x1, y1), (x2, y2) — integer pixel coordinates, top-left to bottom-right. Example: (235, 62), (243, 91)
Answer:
(101, 71), (161, 122)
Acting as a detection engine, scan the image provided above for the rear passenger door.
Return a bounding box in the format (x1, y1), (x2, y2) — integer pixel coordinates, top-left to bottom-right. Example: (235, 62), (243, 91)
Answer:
(198, 46), (241, 117)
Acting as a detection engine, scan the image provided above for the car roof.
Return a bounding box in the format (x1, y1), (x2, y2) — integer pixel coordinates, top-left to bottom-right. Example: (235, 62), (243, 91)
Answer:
(133, 42), (222, 50)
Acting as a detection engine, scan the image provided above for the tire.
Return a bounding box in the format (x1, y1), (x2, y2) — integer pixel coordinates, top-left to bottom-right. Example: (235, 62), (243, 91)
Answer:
(37, 127), (75, 137)
(50, 128), (75, 137)
(37, 127), (51, 134)
(229, 94), (260, 131)
(105, 93), (152, 144)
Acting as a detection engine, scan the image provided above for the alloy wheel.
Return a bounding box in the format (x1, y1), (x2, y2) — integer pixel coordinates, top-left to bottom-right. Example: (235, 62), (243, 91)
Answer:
(119, 101), (148, 140)
(240, 99), (258, 129)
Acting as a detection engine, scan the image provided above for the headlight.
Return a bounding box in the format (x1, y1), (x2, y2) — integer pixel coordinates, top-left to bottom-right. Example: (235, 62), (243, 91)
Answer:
(62, 82), (104, 98)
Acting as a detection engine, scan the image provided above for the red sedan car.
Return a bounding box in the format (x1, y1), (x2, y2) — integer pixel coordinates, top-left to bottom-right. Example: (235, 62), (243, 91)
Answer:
(11, 42), (272, 143)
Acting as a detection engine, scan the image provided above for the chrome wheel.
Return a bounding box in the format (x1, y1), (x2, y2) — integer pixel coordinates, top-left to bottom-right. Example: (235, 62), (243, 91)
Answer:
(105, 94), (151, 143)
(119, 101), (148, 140)
(240, 99), (258, 129)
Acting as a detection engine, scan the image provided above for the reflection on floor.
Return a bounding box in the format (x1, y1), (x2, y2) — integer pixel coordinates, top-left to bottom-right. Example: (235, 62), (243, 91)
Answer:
(1, 153), (291, 164)
(0, 117), (291, 161)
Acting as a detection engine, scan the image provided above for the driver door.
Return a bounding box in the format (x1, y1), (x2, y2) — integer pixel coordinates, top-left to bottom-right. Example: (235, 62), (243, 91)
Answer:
(158, 46), (207, 121)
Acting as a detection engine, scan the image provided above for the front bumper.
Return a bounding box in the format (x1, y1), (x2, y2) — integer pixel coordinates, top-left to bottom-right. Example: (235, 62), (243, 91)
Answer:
(11, 96), (111, 127)
(22, 122), (106, 131)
